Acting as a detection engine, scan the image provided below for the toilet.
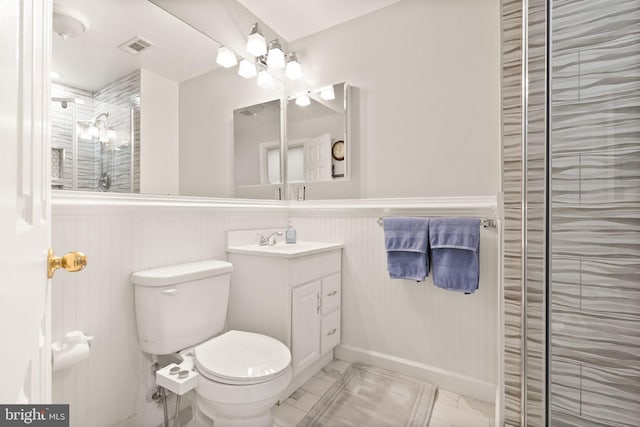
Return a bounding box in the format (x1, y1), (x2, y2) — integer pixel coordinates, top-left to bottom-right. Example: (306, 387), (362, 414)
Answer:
(131, 260), (292, 427)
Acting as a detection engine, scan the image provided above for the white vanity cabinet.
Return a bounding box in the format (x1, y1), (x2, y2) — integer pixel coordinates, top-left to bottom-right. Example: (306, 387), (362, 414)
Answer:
(226, 242), (342, 394)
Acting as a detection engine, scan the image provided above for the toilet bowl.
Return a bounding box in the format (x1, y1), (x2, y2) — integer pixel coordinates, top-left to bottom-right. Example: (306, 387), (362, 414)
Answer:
(192, 330), (292, 427)
(130, 260), (292, 427)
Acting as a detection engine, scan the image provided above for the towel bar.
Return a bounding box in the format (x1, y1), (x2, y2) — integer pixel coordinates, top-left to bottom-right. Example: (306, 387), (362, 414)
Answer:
(376, 217), (497, 228)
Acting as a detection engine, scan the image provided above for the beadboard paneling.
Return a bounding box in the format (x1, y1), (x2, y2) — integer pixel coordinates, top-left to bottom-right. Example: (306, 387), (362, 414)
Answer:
(51, 201), (288, 427)
(51, 196), (500, 426)
(289, 211), (500, 386)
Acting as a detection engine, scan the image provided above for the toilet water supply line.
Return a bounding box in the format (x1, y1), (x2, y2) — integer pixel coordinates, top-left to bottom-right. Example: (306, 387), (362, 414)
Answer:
(152, 354), (195, 427)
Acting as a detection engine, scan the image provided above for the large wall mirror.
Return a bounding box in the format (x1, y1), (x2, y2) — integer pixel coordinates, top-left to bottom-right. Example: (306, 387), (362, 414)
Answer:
(52, 0), (354, 200)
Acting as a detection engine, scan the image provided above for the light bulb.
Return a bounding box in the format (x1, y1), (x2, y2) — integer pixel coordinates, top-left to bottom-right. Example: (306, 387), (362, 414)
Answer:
(285, 53), (302, 80)
(257, 70), (273, 88)
(238, 59), (257, 78)
(296, 94), (311, 107)
(246, 23), (267, 57)
(266, 39), (285, 69)
(216, 46), (237, 68)
(320, 85), (335, 100)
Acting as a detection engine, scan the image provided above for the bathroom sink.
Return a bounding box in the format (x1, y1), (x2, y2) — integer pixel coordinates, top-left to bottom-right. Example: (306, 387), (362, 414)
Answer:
(226, 241), (343, 258)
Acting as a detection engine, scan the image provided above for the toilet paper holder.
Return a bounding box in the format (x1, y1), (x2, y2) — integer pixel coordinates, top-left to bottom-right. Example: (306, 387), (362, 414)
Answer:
(51, 330), (94, 372)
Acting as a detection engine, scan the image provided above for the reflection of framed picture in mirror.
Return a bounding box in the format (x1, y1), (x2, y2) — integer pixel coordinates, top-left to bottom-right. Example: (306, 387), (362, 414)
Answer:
(331, 140), (345, 161)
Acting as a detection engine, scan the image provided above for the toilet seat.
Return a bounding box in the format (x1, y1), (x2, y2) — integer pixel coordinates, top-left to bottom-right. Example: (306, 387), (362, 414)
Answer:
(194, 330), (291, 385)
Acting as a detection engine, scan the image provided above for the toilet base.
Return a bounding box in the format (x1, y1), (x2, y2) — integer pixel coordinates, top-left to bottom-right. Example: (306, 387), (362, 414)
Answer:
(194, 399), (273, 427)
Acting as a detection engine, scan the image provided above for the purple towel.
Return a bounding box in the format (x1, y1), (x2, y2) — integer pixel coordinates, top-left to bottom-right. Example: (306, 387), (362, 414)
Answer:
(429, 218), (480, 293)
(383, 217), (430, 281)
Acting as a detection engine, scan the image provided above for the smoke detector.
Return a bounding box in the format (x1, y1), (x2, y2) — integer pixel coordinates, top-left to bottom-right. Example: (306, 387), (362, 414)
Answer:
(52, 4), (90, 39)
(118, 36), (154, 56)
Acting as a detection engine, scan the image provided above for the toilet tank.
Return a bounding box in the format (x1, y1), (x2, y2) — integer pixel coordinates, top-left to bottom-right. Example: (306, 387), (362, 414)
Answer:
(131, 260), (233, 355)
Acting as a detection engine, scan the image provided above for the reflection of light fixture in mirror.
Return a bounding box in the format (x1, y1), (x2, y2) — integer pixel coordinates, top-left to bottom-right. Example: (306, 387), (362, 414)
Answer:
(266, 39), (285, 69)
(238, 59), (257, 78)
(257, 70), (273, 88)
(295, 94), (311, 107)
(50, 71), (61, 80)
(285, 52), (302, 80)
(246, 23), (267, 57)
(216, 46), (237, 68)
(53, 4), (90, 40)
(320, 85), (335, 100)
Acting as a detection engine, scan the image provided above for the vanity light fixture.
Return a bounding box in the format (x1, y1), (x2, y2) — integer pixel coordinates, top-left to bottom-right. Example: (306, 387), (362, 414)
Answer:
(257, 70), (274, 88)
(285, 53), (302, 80)
(295, 94), (311, 107)
(238, 59), (258, 78)
(266, 39), (285, 69)
(246, 23), (267, 57)
(216, 46), (237, 68)
(320, 85), (335, 101)
(50, 70), (61, 80)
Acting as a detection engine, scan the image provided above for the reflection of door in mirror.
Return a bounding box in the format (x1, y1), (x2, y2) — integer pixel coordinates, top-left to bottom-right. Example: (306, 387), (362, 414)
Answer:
(287, 83), (347, 183)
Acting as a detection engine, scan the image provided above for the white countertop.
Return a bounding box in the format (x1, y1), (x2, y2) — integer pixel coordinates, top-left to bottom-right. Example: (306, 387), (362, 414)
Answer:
(227, 241), (343, 259)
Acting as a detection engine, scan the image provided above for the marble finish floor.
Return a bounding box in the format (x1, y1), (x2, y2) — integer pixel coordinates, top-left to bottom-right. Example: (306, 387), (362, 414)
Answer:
(271, 359), (495, 427)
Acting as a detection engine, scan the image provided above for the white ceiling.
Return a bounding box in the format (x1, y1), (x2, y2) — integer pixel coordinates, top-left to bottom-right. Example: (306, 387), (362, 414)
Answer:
(52, 0), (219, 92)
(236, 0), (402, 42)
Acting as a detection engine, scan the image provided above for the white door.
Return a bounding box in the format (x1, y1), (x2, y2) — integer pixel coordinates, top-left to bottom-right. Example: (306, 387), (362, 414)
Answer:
(291, 281), (321, 376)
(0, 0), (53, 403)
(304, 133), (332, 182)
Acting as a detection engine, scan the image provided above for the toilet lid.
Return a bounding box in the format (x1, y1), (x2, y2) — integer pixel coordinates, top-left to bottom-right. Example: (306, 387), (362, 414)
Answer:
(194, 330), (291, 385)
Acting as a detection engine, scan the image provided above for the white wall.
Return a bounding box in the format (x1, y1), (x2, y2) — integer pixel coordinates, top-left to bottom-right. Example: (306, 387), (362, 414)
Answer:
(289, 0), (501, 198)
(179, 68), (282, 197)
(178, 0), (500, 199)
(140, 69), (179, 195)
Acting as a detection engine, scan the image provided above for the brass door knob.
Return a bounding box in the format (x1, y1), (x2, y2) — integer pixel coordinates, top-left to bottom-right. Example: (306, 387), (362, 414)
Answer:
(48, 249), (88, 278)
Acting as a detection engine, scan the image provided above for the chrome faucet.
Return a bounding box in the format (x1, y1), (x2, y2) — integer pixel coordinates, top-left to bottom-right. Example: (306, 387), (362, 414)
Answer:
(258, 231), (282, 246)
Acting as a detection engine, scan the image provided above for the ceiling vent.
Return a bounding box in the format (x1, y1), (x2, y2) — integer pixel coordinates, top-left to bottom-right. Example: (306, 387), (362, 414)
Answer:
(118, 36), (154, 55)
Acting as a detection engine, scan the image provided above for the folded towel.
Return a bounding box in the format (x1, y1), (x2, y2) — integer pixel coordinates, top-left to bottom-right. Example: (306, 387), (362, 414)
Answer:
(383, 217), (430, 281)
(429, 218), (480, 293)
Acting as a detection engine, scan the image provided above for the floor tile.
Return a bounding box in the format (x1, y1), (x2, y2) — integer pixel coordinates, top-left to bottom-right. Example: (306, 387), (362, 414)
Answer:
(431, 402), (491, 427)
(323, 359), (351, 377)
(428, 416), (454, 427)
(291, 390), (321, 412)
(436, 389), (460, 408)
(457, 395), (495, 419)
(271, 403), (307, 427)
(301, 377), (333, 396)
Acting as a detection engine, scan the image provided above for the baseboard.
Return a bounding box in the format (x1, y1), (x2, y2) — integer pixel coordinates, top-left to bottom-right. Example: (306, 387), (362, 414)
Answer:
(335, 344), (497, 403)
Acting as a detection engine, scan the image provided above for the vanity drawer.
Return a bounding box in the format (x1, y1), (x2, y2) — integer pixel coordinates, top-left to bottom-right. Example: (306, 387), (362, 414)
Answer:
(321, 273), (341, 315)
(321, 310), (341, 355)
(291, 250), (341, 286)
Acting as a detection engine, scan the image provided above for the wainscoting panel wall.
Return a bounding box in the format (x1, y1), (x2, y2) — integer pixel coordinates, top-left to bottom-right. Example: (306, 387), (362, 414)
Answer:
(51, 195), (288, 427)
(289, 197), (500, 400)
(51, 195), (500, 426)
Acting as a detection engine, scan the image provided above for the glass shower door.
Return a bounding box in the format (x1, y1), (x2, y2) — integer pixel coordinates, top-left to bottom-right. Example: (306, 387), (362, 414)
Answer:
(549, 0), (640, 425)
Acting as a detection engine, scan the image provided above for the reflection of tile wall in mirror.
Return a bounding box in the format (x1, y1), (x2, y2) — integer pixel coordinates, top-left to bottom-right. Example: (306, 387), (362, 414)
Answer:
(51, 0), (220, 194)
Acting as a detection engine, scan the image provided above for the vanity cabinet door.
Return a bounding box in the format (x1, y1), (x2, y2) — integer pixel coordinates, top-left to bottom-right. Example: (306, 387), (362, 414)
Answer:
(291, 280), (321, 375)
